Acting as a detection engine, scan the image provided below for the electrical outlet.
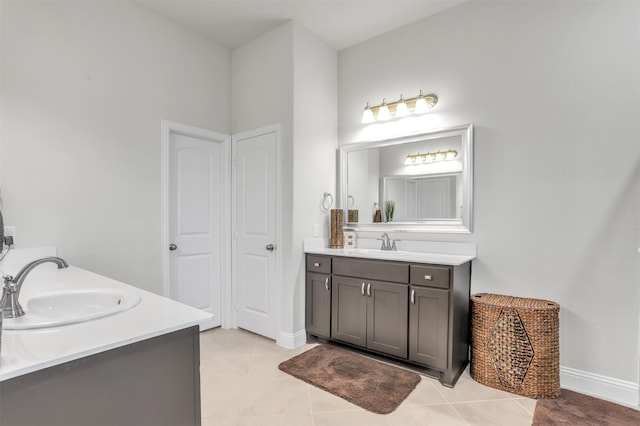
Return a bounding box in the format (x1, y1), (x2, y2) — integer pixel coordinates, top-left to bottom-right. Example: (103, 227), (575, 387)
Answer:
(313, 224), (319, 237)
(4, 226), (16, 245)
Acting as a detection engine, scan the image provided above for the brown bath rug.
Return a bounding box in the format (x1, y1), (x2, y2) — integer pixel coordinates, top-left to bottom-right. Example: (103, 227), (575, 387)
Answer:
(278, 344), (420, 414)
(533, 389), (640, 425)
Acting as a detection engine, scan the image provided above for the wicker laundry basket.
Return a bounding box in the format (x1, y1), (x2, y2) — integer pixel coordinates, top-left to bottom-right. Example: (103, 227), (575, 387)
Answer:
(470, 293), (560, 398)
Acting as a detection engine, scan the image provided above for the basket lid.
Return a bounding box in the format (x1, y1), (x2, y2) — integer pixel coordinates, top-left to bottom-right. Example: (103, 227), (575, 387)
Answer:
(471, 293), (559, 310)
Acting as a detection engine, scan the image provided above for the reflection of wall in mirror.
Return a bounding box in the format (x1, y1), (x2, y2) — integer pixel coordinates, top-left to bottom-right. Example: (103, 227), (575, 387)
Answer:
(382, 174), (460, 221)
(347, 148), (380, 221)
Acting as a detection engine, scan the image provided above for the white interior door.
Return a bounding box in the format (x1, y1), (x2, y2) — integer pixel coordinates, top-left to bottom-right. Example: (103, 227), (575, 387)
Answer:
(168, 128), (228, 331)
(233, 126), (278, 340)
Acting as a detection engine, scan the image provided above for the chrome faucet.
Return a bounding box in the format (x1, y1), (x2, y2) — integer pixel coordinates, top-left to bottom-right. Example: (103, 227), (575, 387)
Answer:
(377, 233), (400, 251)
(1, 256), (69, 319)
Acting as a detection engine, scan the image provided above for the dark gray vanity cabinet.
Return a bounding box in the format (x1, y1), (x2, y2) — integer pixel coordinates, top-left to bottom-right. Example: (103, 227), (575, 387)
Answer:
(408, 264), (451, 369)
(331, 276), (408, 358)
(366, 280), (409, 358)
(331, 257), (408, 359)
(331, 275), (367, 346)
(0, 326), (201, 426)
(409, 286), (449, 369)
(306, 272), (332, 338)
(409, 262), (472, 385)
(305, 253), (471, 387)
(305, 255), (332, 338)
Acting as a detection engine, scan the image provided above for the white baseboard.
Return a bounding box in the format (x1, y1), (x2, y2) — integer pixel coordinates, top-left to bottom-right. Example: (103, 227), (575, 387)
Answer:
(561, 366), (639, 408)
(276, 329), (307, 349)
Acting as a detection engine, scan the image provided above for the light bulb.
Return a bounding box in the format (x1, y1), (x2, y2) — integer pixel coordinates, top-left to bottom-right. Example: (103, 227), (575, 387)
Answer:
(414, 90), (429, 114)
(377, 99), (391, 121)
(395, 95), (409, 117)
(361, 103), (375, 123)
(405, 155), (415, 165)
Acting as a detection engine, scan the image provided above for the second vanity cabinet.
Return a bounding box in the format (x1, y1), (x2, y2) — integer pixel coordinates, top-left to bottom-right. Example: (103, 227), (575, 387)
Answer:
(305, 253), (471, 387)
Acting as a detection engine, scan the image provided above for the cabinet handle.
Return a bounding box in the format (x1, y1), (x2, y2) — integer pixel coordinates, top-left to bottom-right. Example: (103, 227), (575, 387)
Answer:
(314, 262), (320, 267)
(424, 275), (432, 281)
(411, 289), (416, 304)
(361, 282), (365, 296)
(324, 277), (329, 291)
(367, 283), (371, 297)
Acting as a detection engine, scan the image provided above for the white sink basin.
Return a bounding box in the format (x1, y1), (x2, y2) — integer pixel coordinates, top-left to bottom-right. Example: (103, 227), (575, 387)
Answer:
(3, 288), (142, 330)
(353, 249), (411, 257)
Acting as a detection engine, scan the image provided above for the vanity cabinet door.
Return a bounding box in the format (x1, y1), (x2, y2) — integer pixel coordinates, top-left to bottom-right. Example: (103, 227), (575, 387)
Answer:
(305, 272), (332, 338)
(409, 286), (449, 370)
(331, 276), (367, 347)
(367, 281), (408, 358)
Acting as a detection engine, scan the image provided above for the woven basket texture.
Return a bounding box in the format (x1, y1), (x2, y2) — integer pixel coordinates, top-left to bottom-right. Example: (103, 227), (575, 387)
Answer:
(470, 293), (560, 399)
(329, 209), (343, 248)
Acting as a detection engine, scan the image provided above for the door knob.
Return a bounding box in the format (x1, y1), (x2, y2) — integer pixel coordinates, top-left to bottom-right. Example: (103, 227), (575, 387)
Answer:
(265, 244), (275, 251)
(169, 244), (178, 251)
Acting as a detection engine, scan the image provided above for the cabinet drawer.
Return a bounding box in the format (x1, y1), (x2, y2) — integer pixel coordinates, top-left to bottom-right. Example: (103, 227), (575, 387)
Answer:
(306, 255), (331, 274)
(410, 265), (450, 289)
(333, 257), (408, 283)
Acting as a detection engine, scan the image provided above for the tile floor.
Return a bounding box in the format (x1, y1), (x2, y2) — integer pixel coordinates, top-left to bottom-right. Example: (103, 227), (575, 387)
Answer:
(199, 328), (536, 426)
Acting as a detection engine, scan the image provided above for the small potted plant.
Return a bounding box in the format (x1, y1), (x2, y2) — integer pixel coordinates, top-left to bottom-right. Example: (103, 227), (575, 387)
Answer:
(385, 200), (395, 222)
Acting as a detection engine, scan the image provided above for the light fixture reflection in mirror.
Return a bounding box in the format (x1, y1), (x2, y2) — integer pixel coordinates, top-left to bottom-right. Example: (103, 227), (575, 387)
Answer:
(338, 124), (473, 233)
(405, 149), (458, 165)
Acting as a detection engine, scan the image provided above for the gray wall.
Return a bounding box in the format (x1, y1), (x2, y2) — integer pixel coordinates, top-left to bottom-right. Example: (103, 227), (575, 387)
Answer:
(338, 1), (640, 383)
(0, 1), (230, 294)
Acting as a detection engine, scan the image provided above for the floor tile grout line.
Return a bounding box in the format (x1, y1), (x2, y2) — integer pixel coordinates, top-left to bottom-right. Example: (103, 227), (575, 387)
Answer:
(306, 384), (318, 426)
(430, 376), (450, 402)
(511, 397), (536, 415)
(448, 397), (527, 405)
(445, 401), (472, 426)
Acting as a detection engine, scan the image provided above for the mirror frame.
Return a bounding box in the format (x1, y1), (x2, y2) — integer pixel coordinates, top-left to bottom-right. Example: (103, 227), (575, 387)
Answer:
(338, 124), (473, 233)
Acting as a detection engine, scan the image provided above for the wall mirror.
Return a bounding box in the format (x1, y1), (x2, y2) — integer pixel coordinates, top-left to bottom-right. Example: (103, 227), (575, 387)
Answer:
(338, 124), (473, 233)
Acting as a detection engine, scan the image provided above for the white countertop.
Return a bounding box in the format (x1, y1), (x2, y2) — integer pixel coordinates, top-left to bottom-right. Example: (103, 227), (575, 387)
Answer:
(0, 265), (212, 382)
(304, 247), (475, 266)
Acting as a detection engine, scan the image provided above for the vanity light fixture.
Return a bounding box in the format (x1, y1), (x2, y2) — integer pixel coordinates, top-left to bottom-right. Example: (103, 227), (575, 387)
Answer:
(361, 91), (437, 123)
(404, 149), (458, 165)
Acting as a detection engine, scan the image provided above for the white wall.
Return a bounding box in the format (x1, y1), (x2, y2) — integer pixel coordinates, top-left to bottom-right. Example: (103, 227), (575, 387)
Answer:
(0, 1), (230, 294)
(291, 23), (338, 337)
(339, 0), (640, 396)
(231, 22), (295, 340)
(231, 22), (337, 342)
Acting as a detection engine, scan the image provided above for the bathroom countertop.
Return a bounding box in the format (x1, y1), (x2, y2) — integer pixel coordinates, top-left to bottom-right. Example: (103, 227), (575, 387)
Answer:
(0, 266), (212, 382)
(304, 247), (475, 266)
